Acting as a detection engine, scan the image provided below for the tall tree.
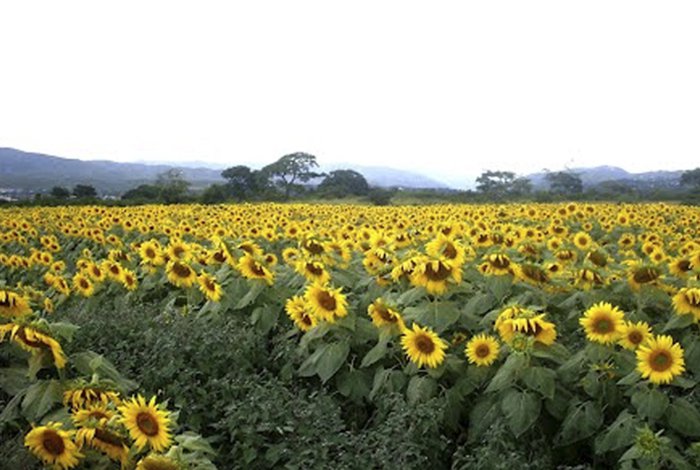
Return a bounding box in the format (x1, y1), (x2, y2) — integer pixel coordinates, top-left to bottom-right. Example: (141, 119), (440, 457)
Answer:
(221, 165), (258, 200)
(545, 171), (583, 195)
(261, 152), (323, 199)
(156, 169), (190, 204)
(50, 186), (71, 199)
(318, 169), (370, 197)
(72, 184), (97, 198)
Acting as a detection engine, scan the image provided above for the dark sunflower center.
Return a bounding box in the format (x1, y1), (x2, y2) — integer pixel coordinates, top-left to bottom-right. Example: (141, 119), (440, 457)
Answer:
(522, 266), (548, 283)
(80, 279), (90, 289)
(213, 251), (226, 263)
(172, 246), (185, 258)
(317, 291), (337, 311)
(414, 334), (435, 354)
(301, 314), (313, 326)
(443, 243), (457, 259)
(306, 263), (324, 276)
(172, 262), (192, 278)
(110, 266), (120, 275)
(649, 351), (672, 372)
(577, 237), (588, 246)
(42, 430), (65, 456)
(633, 268), (660, 284)
(594, 318), (612, 334)
(489, 256), (510, 269)
(376, 305), (396, 323)
(136, 412), (160, 437)
(425, 262), (451, 281)
(249, 261), (266, 277)
(589, 251), (607, 267)
(686, 293), (700, 307)
(628, 330), (643, 345)
(305, 241), (324, 255)
(95, 428), (127, 447)
(678, 260), (691, 272)
(475, 344), (491, 358)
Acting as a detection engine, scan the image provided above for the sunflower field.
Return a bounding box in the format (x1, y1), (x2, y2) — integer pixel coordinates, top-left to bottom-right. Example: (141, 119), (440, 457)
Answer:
(1, 202), (700, 469)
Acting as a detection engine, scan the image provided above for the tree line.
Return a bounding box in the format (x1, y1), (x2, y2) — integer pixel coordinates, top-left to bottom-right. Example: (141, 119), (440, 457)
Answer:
(33, 153), (700, 206)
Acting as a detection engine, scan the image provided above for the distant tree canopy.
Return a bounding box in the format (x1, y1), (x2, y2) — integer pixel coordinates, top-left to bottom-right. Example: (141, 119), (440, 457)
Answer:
(262, 152), (324, 199)
(122, 184), (161, 201)
(72, 184), (97, 198)
(680, 168), (700, 188)
(475, 171), (531, 200)
(156, 169), (191, 203)
(318, 169), (370, 197)
(50, 186), (71, 199)
(220, 165), (269, 200)
(545, 171), (583, 195)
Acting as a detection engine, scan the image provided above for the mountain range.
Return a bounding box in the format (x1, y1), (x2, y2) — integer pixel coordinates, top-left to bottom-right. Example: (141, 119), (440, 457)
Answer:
(0, 147), (690, 195)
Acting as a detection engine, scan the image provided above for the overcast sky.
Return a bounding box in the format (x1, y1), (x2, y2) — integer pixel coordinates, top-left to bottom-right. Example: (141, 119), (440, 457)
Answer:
(1, 1), (699, 188)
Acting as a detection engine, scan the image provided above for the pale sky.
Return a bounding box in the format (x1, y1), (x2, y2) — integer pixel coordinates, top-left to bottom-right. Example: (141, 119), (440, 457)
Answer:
(1, 1), (699, 188)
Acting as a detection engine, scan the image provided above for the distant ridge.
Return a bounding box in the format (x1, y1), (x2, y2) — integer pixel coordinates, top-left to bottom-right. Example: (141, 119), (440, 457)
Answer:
(526, 166), (684, 190)
(0, 148), (451, 194)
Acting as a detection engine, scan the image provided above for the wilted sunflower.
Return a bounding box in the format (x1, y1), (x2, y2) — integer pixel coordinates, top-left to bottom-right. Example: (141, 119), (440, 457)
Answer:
(401, 323), (447, 368)
(166, 261), (197, 288)
(636, 335), (685, 385)
(672, 287), (700, 321)
(75, 426), (129, 465)
(465, 334), (500, 367)
(304, 283), (348, 322)
(236, 254), (275, 285)
(479, 253), (514, 276)
(64, 385), (121, 411)
(119, 395), (173, 452)
(295, 259), (331, 284)
(136, 454), (183, 470)
(0, 290), (31, 317)
(618, 321), (652, 350)
(513, 263), (550, 286)
(494, 305), (557, 346)
(367, 298), (405, 331)
(628, 264), (662, 291)
(1, 324), (67, 368)
(411, 256), (462, 295)
(284, 295), (318, 332)
(197, 273), (222, 302)
(25, 422), (83, 469)
(579, 302), (626, 345)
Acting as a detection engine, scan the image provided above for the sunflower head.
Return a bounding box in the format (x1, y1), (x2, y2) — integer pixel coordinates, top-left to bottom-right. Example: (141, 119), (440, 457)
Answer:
(304, 283), (348, 323)
(0, 290), (31, 318)
(367, 298), (405, 331)
(285, 295), (318, 332)
(618, 321), (652, 350)
(672, 287), (700, 321)
(400, 323), (447, 369)
(118, 395), (173, 453)
(465, 334), (500, 367)
(636, 335), (685, 385)
(579, 302), (626, 344)
(25, 422), (83, 469)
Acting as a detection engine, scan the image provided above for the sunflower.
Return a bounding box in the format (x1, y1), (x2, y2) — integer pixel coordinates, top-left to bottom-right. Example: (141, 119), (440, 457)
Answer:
(25, 422), (83, 469)
(136, 454), (183, 470)
(465, 334), (500, 367)
(425, 234), (467, 265)
(478, 253), (515, 276)
(367, 298), (405, 331)
(166, 239), (192, 262)
(139, 240), (165, 266)
(282, 247), (302, 265)
(668, 257), (693, 277)
(121, 269), (139, 291)
(572, 231), (593, 250)
(72, 273), (95, 297)
(2, 324), (67, 368)
(401, 323), (447, 368)
(64, 386), (121, 411)
(0, 290), (31, 317)
(295, 259), (331, 284)
(85, 262), (106, 282)
(410, 256), (462, 295)
(304, 283), (348, 322)
(197, 273), (222, 302)
(284, 295), (318, 331)
(513, 263), (550, 286)
(166, 261), (197, 288)
(119, 395), (173, 452)
(579, 302), (625, 345)
(75, 426), (129, 464)
(236, 254), (275, 285)
(574, 268), (606, 290)
(636, 335), (686, 385)
(628, 264), (662, 291)
(71, 403), (115, 427)
(672, 287), (700, 321)
(497, 312), (557, 346)
(618, 321), (652, 350)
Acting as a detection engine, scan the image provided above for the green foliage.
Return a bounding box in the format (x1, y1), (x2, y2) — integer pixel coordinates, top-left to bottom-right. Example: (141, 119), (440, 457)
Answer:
(261, 152), (323, 199)
(367, 187), (394, 205)
(72, 183), (97, 198)
(545, 171), (584, 195)
(318, 169), (370, 197)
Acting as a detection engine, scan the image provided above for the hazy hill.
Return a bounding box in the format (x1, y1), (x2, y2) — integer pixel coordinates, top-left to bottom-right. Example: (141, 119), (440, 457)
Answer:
(0, 148), (451, 194)
(527, 166), (684, 190)
(0, 148), (226, 194)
